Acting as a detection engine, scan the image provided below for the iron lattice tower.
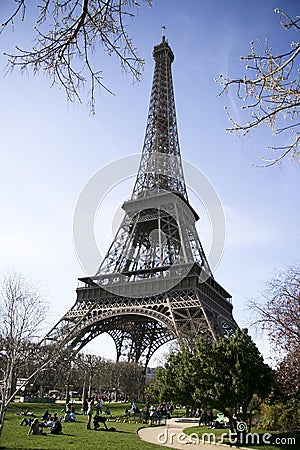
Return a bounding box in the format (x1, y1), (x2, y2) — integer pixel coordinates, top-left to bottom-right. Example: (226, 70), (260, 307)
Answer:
(44, 34), (238, 365)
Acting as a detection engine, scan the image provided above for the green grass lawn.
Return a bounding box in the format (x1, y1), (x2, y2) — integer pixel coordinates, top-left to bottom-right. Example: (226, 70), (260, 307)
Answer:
(0, 401), (162, 450)
(3, 402), (299, 450)
(184, 425), (300, 450)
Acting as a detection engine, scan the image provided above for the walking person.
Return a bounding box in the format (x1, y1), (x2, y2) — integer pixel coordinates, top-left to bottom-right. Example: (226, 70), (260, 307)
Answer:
(96, 396), (103, 415)
(86, 397), (94, 430)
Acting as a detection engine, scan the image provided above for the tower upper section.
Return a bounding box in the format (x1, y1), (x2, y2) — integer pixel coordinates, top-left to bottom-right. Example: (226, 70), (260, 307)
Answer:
(131, 34), (188, 201)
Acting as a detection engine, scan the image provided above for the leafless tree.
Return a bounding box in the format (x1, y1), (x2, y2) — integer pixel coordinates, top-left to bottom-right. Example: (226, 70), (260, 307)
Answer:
(114, 361), (145, 400)
(217, 9), (300, 166)
(63, 357), (145, 401)
(2, 0), (152, 113)
(0, 271), (47, 437)
(249, 264), (300, 396)
(75, 353), (102, 399)
(249, 264), (300, 353)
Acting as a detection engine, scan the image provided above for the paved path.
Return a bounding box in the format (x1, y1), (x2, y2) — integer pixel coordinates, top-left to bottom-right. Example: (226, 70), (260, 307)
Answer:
(138, 418), (228, 449)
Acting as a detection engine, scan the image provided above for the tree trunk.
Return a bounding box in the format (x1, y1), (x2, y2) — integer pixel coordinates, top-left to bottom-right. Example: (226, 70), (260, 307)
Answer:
(88, 374), (93, 398)
(82, 377), (86, 406)
(225, 411), (238, 433)
(0, 357), (15, 437)
(0, 399), (6, 438)
(65, 384), (70, 404)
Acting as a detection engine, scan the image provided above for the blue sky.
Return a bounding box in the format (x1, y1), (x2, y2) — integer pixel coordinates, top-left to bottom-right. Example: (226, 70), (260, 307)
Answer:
(0, 0), (299, 365)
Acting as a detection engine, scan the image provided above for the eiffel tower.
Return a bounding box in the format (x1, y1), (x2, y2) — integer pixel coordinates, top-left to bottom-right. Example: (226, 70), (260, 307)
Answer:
(44, 32), (238, 366)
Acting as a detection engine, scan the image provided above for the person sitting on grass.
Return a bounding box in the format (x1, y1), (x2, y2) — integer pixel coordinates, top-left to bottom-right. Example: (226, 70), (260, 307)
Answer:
(49, 416), (63, 434)
(41, 409), (50, 421)
(28, 418), (42, 435)
(18, 408), (35, 417)
(42, 412), (57, 429)
(63, 411), (71, 422)
(93, 414), (108, 430)
(20, 416), (34, 426)
(104, 406), (111, 415)
(70, 406), (76, 422)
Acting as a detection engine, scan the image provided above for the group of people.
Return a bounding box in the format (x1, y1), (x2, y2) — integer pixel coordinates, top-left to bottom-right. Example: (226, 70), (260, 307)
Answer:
(61, 403), (77, 422)
(21, 399), (175, 435)
(123, 402), (172, 422)
(22, 396), (113, 436)
(19, 409), (63, 435)
(124, 401), (141, 417)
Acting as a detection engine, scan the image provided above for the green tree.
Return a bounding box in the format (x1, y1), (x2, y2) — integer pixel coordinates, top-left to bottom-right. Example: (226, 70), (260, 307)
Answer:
(145, 366), (175, 404)
(151, 329), (274, 432)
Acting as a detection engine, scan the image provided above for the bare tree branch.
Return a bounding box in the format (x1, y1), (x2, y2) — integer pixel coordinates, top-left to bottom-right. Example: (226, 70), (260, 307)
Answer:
(248, 263), (300, 356)
(217, 9), (300, 166)
(1, 0), (152, 113)
(0, 270), (47, 437)
(1, 1), (26, 28)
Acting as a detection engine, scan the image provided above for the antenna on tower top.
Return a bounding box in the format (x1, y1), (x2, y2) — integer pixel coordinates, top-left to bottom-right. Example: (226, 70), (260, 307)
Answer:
(162, 25), (166, 42)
